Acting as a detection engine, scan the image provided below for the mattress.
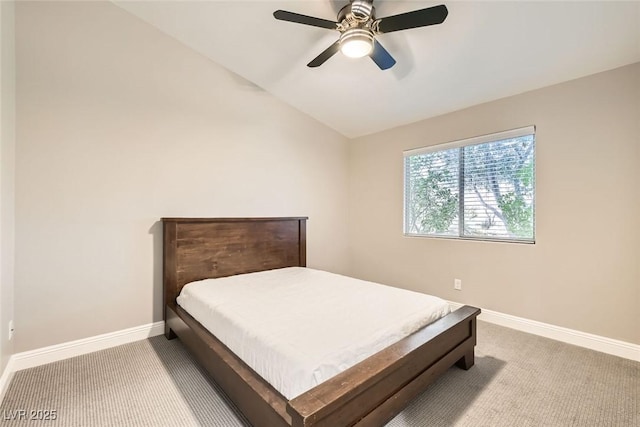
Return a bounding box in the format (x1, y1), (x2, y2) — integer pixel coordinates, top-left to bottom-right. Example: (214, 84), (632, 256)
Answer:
(176, 267), (451, 399)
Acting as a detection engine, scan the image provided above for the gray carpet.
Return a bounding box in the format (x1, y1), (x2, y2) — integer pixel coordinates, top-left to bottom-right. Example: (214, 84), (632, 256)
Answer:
(1, 321), (638, 426)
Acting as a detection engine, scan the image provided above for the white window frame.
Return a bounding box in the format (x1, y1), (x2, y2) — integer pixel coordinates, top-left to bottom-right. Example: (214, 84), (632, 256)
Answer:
(403, 126), (536, 243)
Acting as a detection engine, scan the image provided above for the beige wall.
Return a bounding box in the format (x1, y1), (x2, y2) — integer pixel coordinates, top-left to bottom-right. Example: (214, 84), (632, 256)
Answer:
(348, 63), (640, 344)
(1, 0), (16, 372)
(14, 1), (350, 352)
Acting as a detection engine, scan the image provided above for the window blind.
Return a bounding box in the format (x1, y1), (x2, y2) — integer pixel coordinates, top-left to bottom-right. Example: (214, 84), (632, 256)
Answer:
(404, 126), (535, 243)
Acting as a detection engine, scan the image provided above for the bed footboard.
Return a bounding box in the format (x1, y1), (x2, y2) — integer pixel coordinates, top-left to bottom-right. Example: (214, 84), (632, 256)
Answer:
(287, 305), (480, 427)
(167, 304), (479, 427)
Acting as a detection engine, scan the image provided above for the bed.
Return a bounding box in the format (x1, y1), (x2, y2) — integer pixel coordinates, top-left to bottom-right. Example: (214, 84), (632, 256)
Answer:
(163, 217), (480, 427)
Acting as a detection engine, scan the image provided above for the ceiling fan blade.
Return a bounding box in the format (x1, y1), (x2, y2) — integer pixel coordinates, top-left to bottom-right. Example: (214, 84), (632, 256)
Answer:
(273, 10), (338, 30)
(307, 40), (341, 67)
(376, 4), (448, 34)
(369, 40), (396, 70)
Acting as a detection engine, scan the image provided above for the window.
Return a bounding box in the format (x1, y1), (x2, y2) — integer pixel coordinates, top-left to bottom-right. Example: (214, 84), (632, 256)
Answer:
(404, 126), (535, 243)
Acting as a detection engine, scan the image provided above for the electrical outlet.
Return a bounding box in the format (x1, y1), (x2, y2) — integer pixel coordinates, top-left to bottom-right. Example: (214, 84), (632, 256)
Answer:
(454, 279), (462, 291)
(8, 320), (14, 341)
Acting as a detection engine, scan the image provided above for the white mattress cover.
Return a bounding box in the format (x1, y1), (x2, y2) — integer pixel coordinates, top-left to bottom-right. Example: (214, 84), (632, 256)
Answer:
(177, 267), (450, 399)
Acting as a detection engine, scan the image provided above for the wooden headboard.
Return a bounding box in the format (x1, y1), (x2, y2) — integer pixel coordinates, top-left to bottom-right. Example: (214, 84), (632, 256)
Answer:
(162, 217), (307, 315)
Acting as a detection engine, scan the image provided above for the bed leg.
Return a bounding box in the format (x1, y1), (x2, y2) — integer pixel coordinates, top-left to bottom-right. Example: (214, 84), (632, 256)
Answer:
(165, 324), (177, 340)
(456, 350), (474, 370)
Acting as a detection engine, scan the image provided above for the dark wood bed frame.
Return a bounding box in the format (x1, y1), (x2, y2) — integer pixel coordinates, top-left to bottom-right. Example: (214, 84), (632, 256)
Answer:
(163, 217), (480, 427)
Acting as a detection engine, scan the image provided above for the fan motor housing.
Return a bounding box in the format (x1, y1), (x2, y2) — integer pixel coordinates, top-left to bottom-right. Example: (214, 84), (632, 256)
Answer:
(339, 1), (375, 23)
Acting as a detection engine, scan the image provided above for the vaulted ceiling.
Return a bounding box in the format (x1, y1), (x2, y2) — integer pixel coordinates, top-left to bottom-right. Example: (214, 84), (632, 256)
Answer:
(115, 1), (640, 138)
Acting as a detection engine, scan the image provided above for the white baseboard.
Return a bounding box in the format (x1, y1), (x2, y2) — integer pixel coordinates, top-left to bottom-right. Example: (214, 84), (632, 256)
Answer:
(10, 321), (165, 373)
(449, 301), (640, 362)
(0, 357), (15, 404)
(0, 321), (164, 403)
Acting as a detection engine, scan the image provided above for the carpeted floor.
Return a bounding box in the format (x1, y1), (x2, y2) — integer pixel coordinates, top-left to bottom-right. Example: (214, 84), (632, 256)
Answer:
(1, 321), (638, 426)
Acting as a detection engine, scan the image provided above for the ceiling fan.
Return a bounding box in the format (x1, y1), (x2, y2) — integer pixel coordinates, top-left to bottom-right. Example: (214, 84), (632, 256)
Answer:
(273, 0), (448, 70)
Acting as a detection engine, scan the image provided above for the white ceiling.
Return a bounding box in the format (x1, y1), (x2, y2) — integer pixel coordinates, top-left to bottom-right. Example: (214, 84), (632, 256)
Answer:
(115, 1), (640, 138)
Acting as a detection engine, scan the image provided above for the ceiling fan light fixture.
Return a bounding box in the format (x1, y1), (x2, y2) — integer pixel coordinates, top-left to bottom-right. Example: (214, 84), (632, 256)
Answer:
(339, 28), (374, 58)
(274, 2), (449, 69)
